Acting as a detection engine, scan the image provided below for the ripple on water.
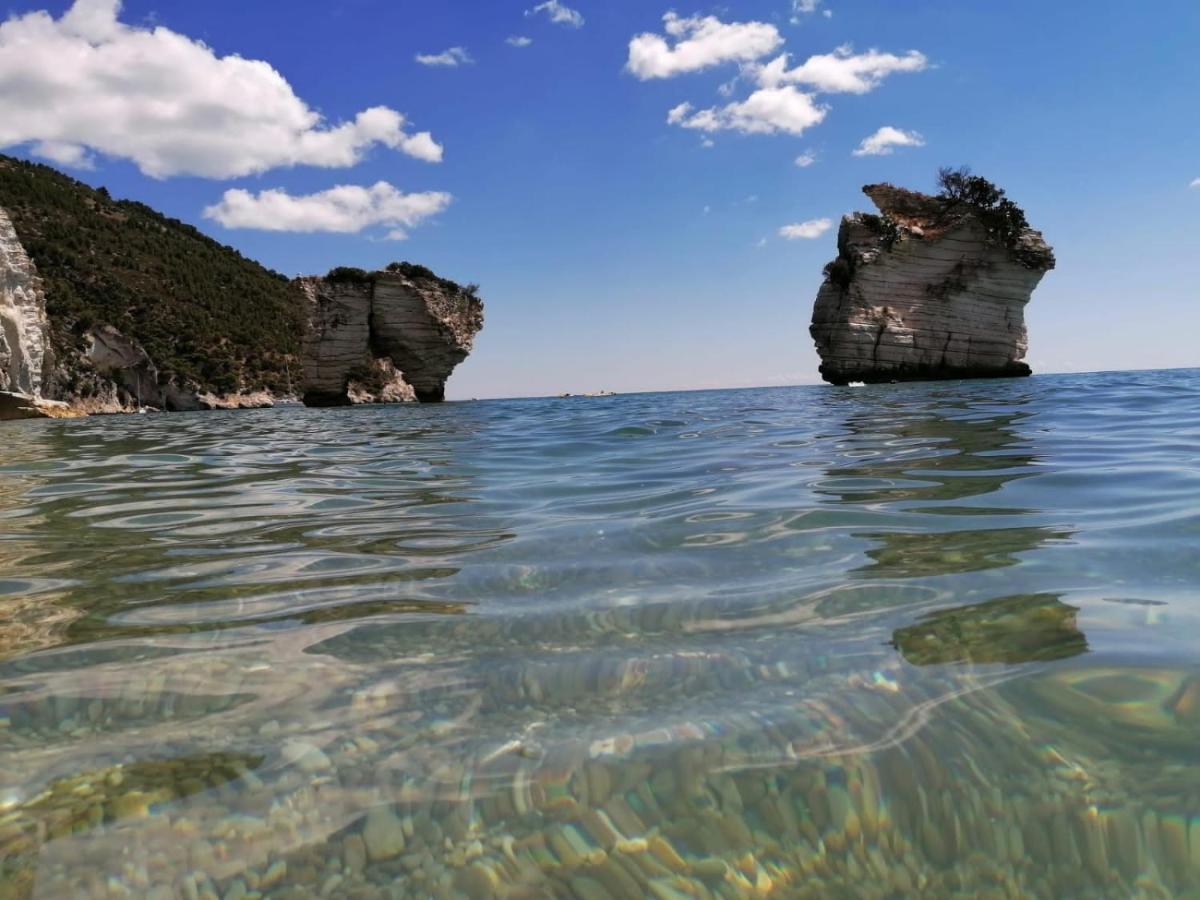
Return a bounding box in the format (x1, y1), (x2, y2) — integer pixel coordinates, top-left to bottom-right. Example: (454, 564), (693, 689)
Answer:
(1, 371), (1199, 895)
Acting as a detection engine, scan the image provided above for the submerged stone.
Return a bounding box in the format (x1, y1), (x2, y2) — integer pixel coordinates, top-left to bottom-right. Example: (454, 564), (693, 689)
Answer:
(892, 593), (1087, 666)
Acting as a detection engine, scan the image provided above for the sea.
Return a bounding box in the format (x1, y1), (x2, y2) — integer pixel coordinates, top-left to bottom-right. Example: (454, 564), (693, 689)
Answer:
(1, 369), (1198, 898)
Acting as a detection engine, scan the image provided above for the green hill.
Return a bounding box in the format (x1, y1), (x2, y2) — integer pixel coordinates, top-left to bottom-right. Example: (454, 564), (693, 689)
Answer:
(0, 155), (305, 398)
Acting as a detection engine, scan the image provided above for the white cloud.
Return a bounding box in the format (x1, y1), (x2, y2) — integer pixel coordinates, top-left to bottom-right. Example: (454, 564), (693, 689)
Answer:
(667, 86), (826, 136)
(203, 182), (452, 239)
(794, 151), (816, 167)
(627, 12), (782, 80)
(779, 218), (832, 239)
(0, 0), (443, 178)
(1190, 178), (1200, 189)
(790, 0), (831, 21)
(852, 126), (925, 156)
(756, 46), (927, 94)
(527, 1), (584, 28)
(415, 46), (472, 67)
(506, 35), (533, 47)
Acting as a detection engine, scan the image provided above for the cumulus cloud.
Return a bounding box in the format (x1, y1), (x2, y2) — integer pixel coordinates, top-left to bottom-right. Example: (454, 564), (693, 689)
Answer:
(1191, 178), (1200, 189)
(638, 22), (926, 146)
(794, 151), (817, 167)
(756, 46), (927, 94)
(415, 46), (472, 67)
(0, 0), (443, 178)
(527, 1), (584, 28)
(506, 35), (533, 47)
(203, 182), (452, 240)
(667, 86), (826, 136)
(852, 126), (925, 156)
(779, 218), (832, 239)
(627, 12), (782, 80)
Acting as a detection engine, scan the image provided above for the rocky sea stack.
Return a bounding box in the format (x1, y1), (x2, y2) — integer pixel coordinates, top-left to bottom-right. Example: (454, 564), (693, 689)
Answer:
(0, 156), (483, 419)
(810, 170), (1055, 385)
(299, 265), (483, 407)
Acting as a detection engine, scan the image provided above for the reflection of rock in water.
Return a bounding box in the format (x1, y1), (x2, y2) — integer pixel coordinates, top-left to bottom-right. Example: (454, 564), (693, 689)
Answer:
(855, 526), (1070, 577)
(820, 400), (1077, 612)
(815, 407), (1038, 507)
(0, 593), (80, 660)
(892, 593), (1087, 665)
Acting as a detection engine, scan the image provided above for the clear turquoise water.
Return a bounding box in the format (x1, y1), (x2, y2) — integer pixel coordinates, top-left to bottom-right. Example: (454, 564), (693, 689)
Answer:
(1, 370), (1198, 898)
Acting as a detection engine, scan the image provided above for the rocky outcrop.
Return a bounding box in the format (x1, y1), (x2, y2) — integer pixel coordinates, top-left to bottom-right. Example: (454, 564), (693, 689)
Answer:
(299, 271), (483, 406)
(810, 183), (1055, 385)
(86, 325), (160, 408)
(2, 155), (484, 419)
(0, 205), (50, 415)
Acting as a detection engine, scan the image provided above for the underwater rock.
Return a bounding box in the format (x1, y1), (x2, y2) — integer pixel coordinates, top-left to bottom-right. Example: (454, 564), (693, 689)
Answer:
(362, 806), (406, 861)
(892, 594), (1087, 665)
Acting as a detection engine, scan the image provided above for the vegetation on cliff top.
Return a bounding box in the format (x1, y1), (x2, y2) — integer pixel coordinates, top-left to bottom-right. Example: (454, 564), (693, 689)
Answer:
(824, 168), (1047, 288)
(0, 155), (305, 395)
(325, 262), (480, 298)
(935, 166), (1031, 251)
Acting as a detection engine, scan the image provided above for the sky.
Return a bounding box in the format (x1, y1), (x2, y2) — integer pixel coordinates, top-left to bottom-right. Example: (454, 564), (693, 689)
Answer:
(1, 0), (1197, 399)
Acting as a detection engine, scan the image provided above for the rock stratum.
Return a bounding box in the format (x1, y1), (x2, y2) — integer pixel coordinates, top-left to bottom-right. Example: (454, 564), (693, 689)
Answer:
(0, 156), (482, 419)
(810, 182), (1055, 385)
(299, 268), (483, 407)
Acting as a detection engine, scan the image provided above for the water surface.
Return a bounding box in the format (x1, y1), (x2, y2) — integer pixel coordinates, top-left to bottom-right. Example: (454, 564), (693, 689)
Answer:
(1, 371), (1198, 898)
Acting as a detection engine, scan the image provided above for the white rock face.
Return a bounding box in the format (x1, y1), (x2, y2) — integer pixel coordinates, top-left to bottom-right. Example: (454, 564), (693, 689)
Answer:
(810, 184), (1055, 385)
(298, 279), (374, 406)
(0, 205), (49, 397)
(298, 272), (483, 406)
(87, 324), (161, 407)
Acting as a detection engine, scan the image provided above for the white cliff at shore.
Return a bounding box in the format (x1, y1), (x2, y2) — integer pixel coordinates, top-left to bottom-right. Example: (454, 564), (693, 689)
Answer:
(810, 183), (1055, 385)
(299, 269), (484, 406)
(0, 202), (482, 418)
(0, 206), (48, 396)
(0, 206), (66, 418)
(1, 157), (487, 420)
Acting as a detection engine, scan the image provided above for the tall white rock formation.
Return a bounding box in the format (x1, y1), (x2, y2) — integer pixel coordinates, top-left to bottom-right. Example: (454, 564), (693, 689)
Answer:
(0, 205), (49, 398)
(298, 271), (483, 406)
(810, 184), (1055, 385)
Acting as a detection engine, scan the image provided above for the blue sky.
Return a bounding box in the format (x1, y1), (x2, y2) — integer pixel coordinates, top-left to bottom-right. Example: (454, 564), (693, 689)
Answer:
(2, 0), (1198, 398)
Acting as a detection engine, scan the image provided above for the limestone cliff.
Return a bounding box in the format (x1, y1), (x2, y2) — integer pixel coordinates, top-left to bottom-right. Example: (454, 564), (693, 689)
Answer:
(0, 206), (69, 418)
(0, 156), (484, 418)
(810, 182), (1055, 385)
(298, 268), (483, 406)
(0, 206), (49, 397)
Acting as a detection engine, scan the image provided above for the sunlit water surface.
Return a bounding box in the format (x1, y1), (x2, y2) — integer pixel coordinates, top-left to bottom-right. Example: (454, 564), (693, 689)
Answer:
(1, 371), (1199, 899)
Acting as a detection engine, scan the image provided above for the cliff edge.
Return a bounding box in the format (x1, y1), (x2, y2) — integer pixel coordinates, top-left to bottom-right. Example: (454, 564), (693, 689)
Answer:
(810, 174), (1055, 385)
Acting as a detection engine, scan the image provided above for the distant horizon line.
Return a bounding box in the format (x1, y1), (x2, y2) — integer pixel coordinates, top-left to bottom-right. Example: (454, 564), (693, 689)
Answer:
(448, 364), (1200, 403)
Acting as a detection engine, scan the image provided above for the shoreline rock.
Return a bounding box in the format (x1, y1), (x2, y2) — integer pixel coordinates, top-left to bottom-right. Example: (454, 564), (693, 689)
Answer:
(810, 182), (1055, 385)
(1, 158), (485, 421)
(0, 206), (49, 400)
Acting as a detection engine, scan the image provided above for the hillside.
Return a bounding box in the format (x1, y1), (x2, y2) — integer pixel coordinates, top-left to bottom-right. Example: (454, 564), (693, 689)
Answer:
(0, 155), (304, 398)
